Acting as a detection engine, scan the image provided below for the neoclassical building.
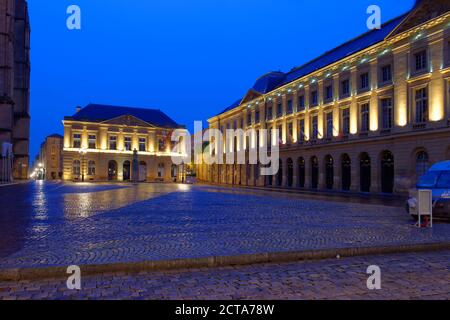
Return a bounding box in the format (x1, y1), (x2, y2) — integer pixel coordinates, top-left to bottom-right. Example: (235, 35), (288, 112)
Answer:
(0, 0), (30, 181)
(63, 104), (185, 182)
(198, 0), (450, 195)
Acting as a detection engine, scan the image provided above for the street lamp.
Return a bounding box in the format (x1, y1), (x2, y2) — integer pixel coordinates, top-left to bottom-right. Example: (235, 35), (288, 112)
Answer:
(79, 148), (87, 182)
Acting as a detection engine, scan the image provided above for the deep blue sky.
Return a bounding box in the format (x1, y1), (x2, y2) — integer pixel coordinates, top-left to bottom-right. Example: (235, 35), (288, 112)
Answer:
(28, 0), (414, 161)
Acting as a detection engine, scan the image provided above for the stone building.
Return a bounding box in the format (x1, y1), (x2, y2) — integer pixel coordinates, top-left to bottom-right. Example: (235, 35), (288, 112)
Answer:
(198, 0), (450, 195)
(31, 134), (63, 180)
(62, 104), (185, 182)
(0, 0), (30, 181)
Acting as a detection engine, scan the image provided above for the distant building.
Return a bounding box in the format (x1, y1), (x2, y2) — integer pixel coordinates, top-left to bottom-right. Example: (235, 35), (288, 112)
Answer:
(62, 104), (185, 182)
(31, 134), (64, 180)
(0, 0), (31, 182)
(198, 0), (450, 195)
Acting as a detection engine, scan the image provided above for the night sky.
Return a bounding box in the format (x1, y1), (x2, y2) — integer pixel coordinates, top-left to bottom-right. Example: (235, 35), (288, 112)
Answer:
(28, 0), (414, 161)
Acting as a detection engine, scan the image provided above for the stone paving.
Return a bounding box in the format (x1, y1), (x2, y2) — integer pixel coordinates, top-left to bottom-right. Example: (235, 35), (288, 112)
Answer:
(0, 182), (450, 270)
(0, 250), (448, 300)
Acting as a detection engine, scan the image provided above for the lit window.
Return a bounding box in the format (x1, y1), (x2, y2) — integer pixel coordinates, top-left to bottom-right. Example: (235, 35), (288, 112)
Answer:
(414, 50), (427, 72)
(415, 87), (428, 123)
(88, 135), (96, 149)
(311, 116), (318, 140)
(381, 98), (393, 129)
(158, 139), (165, 152)
(72, 160), (80, 175)
(298, 119), (305, 142)
(139, 137), (146, 152)
(109, 136), (117, 150)
(360, 103), (370, 133)
(342, 109), (350, 135)
(326, 112), (333, 138)
(124, 137), (132, 151)
(73, 134), (81, 148)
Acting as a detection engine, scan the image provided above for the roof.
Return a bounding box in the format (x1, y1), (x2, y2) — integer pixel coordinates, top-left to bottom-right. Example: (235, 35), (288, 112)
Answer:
(216, 13), (408, 117)
(65, 104), (183, 128)
(47, 134), (63, 139)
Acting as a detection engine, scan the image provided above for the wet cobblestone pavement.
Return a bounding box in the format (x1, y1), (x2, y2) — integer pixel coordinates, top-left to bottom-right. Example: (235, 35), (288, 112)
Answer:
(0, 182), (450, 269)
(0, 250), (448, 300)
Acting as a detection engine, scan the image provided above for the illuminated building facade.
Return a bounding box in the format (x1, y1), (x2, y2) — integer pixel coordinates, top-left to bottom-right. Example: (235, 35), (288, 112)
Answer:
(62, 104), (185, 182)
(31, 134), (63, 180)
(198, 0), (450, 194)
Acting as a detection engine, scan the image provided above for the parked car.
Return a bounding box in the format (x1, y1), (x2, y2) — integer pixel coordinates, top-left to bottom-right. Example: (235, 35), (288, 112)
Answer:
(406, 160), (450, 220)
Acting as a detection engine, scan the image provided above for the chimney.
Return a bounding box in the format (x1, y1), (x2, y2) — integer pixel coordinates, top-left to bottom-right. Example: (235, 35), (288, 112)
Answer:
(76, 106), (82, 113)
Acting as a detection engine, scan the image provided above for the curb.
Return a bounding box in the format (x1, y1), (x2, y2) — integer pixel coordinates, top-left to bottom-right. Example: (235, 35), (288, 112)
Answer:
(1, 242), (449, 281)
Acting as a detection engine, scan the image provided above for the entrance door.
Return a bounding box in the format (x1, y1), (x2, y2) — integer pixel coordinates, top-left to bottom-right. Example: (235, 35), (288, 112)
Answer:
(123, 161), (131, 181)
(139, 161), (147, 182)
(108, 161), (117, 181)
(311, 157), (319, 189)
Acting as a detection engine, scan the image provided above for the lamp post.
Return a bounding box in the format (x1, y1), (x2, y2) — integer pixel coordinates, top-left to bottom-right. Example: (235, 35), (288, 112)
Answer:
(79, 148), (87, 182)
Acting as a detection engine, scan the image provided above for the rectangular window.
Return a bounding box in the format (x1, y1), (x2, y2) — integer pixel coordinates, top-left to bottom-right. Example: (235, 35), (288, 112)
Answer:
(109, 136), (117, 150)
(277, 103), (283, 117)
(360, 103), (370, 133)
(414, 50), (427, 72)
(266, 106), (273, 120)
(298, 119), (305, 142)
(287, 100), (293, 114)
(359, 72), (370, 91)
(255, 110), (260, 123)
(298, 95), (305, 111)
(311, 116), (318, 140)
(415, 87), (428, 123)
(326, 112), (333, 138)
(240, 118), (244, 128)
(124, 137), (132, 151)
(341, 79), (350, 97)
(139, 137), (146, 152)
(73, 134), (81, 148)
(381, 98), (393, 129)
(288, 122), (293, 143)
(88, 135), (96, 149)
(325, 85), (333, 101)
(311, 90), (318, 106)
(247, 113), (252, 126)
(342, 109), (350, 135)
(277, 125), (283, 144)
(381, 64), (392, 83)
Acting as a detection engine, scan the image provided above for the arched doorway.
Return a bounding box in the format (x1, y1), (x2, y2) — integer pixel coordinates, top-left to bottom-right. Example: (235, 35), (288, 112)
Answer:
(325, 155), (334, 190)
(287, 158), (293, 187)
(341, 154), (351, 191)
(139, 161), (147, 182)
(108, 160), (117, 181)
(359, 153), (371, 192)
(381, 151), (394, 193)
(311, 156), (319, 189)
(415, 151), (429, 179)
(298, 157), (305, 188)
(277, 159), (283, 186)
(123, 161), (131, 181)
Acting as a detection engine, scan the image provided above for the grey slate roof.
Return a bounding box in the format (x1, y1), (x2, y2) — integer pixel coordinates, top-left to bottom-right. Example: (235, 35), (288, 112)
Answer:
(217, 13), (408, 117)
(65, 104), (183, 128)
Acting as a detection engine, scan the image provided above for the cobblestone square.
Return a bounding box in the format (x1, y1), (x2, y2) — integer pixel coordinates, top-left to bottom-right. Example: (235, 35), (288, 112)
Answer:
(0, 182), (449, 270)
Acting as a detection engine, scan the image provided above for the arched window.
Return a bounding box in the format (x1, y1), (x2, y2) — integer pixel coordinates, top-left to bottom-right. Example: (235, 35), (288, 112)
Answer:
(416, 151), (429, 178)
(73, 160), (81, 175)
(157, 163), (165, 178)
(88, 160), (96, 176)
